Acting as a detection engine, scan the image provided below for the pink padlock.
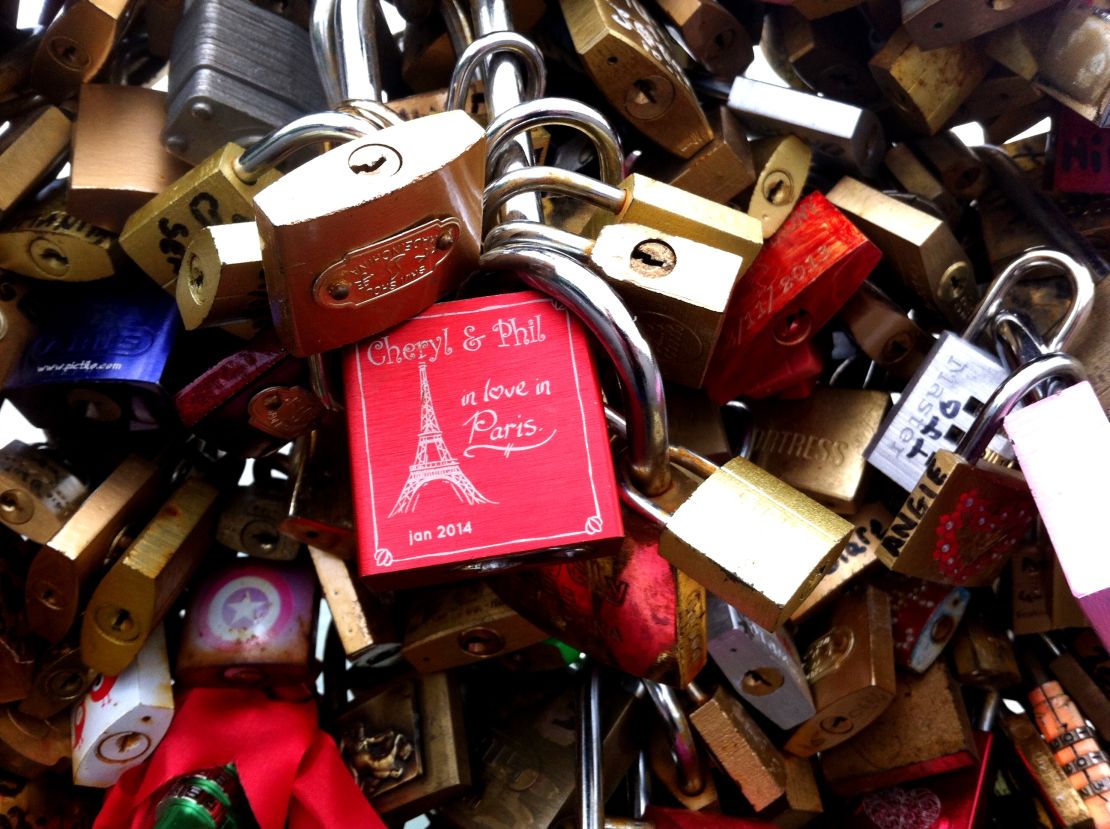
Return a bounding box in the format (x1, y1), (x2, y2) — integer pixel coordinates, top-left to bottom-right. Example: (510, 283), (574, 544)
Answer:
(1002, 354), (1107, 647)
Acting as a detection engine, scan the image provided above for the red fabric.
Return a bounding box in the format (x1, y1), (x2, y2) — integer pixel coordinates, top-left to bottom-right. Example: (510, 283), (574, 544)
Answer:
(93, 687), (386, 829)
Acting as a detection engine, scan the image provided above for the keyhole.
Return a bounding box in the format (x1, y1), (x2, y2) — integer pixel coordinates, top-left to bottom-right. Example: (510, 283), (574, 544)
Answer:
(762, 171), (794, 206)
(629, 240), (676, 278)
(352, 154), (388, 174)
(633, 79), (657, 106)
(713, 28), (735, 52)
(773, 308), (812, 346)
(882, 332), (914, 364)
(348, 144), (402, 177)
(28, 239), (69, 277)
(250, 529), (279, 552)
(741, 667), (785, 696)
(820, 715), (854, 734)
(49, 37), (89, 70)
(0, 490), (31, 524)
(111, 610), (134, 634)
(264, 393), (283, 411)
(624, 75), (674, 120)
(987, 0), (1015, 9)
(457, 627), (505, 657)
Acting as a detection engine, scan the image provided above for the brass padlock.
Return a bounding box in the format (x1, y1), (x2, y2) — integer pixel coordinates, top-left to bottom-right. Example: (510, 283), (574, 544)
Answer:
(309, 545), (401, 668)
(785, 584), (897, 757)
(176, 221), (268, 333)
(913, 131), (988, 200)
(80, 475), (220, 677)
(746, 135), (812, 239)
(952, 610), (1021, 688)
(401, 580), (549, 673)
(654, 0), (754, 78)
(818, 661), (978, 796)
(335, 671), (470, 821)
(747, 387), (890, 515)
(665, 385), (730, 465)
(0, 441), (87, 544)
(26, 452), (168, 644)
(67, 84), (192, 234)
(254, 109), (485, 356)
(790, 502), (892, 625)
(30, 0), (138, 101)
(838, 282), (934, 381)
(558, 0), (712, 158)
(883, 143), (961, 226)
(868, 27), (990, 136)
(0, 186), (123, 282)
(652, 106), (756, 205)
(18, 644), (95, 719)
(1036, 0), (1110, 127)
(685, 681), (787, 811)
(901, 0), (1061, 51)
(0, 105), (70, 222)
(215, 458), (301, 560)
(826, 176), (979, 327)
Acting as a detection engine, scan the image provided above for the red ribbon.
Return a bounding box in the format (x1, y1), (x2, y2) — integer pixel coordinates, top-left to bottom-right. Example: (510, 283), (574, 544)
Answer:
(93, 687), (386, 829)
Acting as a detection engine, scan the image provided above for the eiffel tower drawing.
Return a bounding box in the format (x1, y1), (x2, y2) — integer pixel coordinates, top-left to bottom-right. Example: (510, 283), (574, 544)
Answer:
(389, 362), (495, 517)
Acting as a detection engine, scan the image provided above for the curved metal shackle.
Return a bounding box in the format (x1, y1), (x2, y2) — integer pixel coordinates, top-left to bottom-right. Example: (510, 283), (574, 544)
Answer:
(311, 0), (387, 110)
(447, 32), (546, 111)
(483, 219), (593, 258)
(484, 166), (626, 232)
(311, 0), (343, 106)
(992, 310), (1049, 369)
(977, 146), (1110, 283)
(486, 98), (625, 186)
(642, 680), (706, 797)
(956, 353), (1088, 461)
(480, 243), (671, 496)
(232, 111), (379, 183)
(962, 250), (1094, 353)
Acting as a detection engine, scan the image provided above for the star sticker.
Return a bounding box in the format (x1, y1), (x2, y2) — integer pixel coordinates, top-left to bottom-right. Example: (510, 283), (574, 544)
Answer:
(224, 590), (269, 626)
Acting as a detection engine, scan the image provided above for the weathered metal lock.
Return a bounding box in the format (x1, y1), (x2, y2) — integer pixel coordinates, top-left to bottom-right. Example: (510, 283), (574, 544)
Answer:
(401, 579), (549, 673)
(952, 611), (1021, 689)
(901, 0), (1061, 50)
(1041, 634), (1110, 745)
(163, 0), (327, 165)
(791, 502), (892, 625)
(0, 706), (69, 779)
(653, 0), (754, 78)
(282, 419), (356, 558)
(4, 277), (181, 435)
(176, 558), (317, 688)
(19, 644), (96, 719)
(335, 671), (470, 821)
(347, 240), (640, 586)
(80, 475), (219, 677)
(881, 572), (969, 673)
(826, 176), (978, 327)
(883, 142), (961, 226)
(652, 106), (756, 205)
(868, 27), (990, 135)
(845, 691), (1000, 829)
(71, 624), (173, 788)
(1003, 353), (1110, 652)
(66, 84), (191, 234)
(26, 451), (169, 644)
(705, 595), (815, 730)
(309, 545), (401, 668)
(0, 185), (123, 283)
(30, 0), (138, 101)
(176, 221), (268, 334)
(486, 217), (748, 389)
(254, 109), (485, 356)
(174, 331), (317, 457)
(684, 681), (787, 811)
(718, 75), (886, 176)
(746, 387), (890, 515)
(558, 0), (712, 158)
(785, 584), (896, 757)
(913, 132), (989, 201)
(745, 135), (811, 240)
(0, 105), (70, 222)
(704, 192), (881, 403)
(215, 458), (300, 560)
(820, 661), (978, 796)
(0, 440), (87, 544)
(838, 281), (934, 382)
(1036, 0), (1110, 127)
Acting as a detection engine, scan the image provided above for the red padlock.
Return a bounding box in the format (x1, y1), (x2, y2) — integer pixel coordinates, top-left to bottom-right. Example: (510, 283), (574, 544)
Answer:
(1052, 104), (1110, 194)
(704, 192), (880, 403)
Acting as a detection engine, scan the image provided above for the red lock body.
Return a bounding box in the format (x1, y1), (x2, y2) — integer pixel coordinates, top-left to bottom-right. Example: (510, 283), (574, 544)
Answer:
(1053, 105), (1110, 194)
(345, 290), (622, 588)
(704, 193), (880, 403)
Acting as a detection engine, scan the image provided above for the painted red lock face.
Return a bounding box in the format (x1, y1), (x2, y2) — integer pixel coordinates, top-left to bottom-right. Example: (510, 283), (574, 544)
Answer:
(345, 290), (622, 587)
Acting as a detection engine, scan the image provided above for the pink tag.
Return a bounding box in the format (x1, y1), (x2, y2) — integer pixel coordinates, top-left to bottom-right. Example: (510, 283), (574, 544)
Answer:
(1004, 381), (1109, 644)
(345, 290), (622, 587)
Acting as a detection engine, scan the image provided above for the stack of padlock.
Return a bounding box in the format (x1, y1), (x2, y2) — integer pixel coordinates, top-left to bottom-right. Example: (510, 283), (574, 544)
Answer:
(5, 0), (1110, 825)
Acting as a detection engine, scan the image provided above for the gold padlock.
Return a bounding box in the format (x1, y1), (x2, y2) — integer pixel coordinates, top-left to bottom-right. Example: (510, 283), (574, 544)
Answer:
(913, 131), (988, 200)
(0, 105), (70, 222)
(773, 5), (884, 107)
(0, 441), (87, 545)
(952, 611), (1021, 688)
(253, 109), (486, 356)
(653, 106), (756, 205)
(558, 0), (712, 158)
(80, 475), (219, 677)
(766, 755), (825, 828)
(838, 283), (934, 381)
(26, 452), (168, 645)
(868, 27), (990, 135)
(401, 580), (549, 673)
(785, 584), (897, 757)
(747, 387), (890, 514)
(826, 176), (979, 326)
(746, 135), (812, 240)
(654, 0), (754, 78)
(30, 0), (138, 101)
(68, 84), (191, 234)
(883, 143), (960, 226)
(0, 187), (123, 282)
(176, 221), (267, 332)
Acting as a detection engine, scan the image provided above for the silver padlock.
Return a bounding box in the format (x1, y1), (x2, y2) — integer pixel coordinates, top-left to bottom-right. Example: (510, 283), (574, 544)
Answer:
(163, 0), (328, 164)
(866, 249), (1093, 491)
(705, 595), (815, 731)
